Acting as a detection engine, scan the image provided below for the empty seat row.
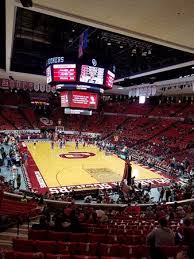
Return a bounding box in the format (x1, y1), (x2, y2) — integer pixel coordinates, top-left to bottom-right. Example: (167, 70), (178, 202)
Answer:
(14, 239), (150, 256)
(28, 230), (145, 244)
(0, 251), (144, 259)
(13, 239), (186, 258)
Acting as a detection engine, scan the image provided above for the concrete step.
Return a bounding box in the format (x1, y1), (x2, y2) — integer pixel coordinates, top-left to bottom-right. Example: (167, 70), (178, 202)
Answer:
(0, 231), (28, 240)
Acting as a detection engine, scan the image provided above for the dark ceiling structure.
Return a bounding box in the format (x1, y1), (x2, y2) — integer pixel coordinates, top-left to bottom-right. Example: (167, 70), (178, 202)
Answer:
(1, 5), (194, 87)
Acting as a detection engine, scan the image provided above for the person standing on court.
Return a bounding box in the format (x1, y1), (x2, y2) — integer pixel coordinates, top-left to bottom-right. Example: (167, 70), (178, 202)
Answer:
(75, 139), (79, 149)
(23, 152), (28, 167)
(59, 139), (63, 149)
(51, 140), (54, 150)
(16, 174), (21, 189)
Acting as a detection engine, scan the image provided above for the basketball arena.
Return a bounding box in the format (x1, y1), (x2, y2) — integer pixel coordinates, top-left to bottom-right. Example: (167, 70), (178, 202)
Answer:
(0, 1), (194, 258)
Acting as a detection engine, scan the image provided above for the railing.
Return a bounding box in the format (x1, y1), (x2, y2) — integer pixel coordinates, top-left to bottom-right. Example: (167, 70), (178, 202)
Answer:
(3, 191), (194, 210)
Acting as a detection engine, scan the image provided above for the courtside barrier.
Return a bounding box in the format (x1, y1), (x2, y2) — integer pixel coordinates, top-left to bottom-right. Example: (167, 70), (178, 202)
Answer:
(3, 191), (194, 210)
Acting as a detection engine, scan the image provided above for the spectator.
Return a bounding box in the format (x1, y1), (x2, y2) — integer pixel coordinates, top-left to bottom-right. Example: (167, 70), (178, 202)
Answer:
(182, 218), (194, 259)
(159, 187), (165, 202)
(165, 187), (172, 202)
(147, 217), (175, 259)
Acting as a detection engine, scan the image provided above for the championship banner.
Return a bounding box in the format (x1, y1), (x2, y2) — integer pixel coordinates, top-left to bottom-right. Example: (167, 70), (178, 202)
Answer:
(0, 78), (50, 93)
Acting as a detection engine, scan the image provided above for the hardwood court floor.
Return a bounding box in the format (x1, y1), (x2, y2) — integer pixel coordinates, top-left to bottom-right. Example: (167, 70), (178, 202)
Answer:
(27, 142), (163, 188)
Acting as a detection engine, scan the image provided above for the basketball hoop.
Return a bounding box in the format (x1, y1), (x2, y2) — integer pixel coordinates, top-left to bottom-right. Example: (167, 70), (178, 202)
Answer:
(55, 126), (64, 132)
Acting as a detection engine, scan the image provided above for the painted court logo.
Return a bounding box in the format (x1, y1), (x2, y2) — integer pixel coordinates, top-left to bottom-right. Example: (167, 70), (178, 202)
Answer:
(59, 152), (96, 159)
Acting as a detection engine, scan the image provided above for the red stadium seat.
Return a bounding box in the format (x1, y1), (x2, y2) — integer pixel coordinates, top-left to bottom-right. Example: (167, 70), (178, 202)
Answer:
(35, 240), (57, 254)
(88, 233), (106, 243)
(99, 243), (120, 256)
(120, 245), (140, 257)
(13, 238), (35, 252)
(72, 256), (98, 259)
(69, 233), (88, 242)
(101, 257), (126, 259)
(125, 235), (144, 245)
(45, 255), (71, 259)
(14, 252), (44, 259)
(106, 235), (126, 244)
(57, 242), (78, 254)
(28, 229), (47, 240)
(78, 242), (98, 255)
(47, 231), (68, 241)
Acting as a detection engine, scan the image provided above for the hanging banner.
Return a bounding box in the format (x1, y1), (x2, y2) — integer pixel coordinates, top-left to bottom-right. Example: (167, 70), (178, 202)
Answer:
(1, 79), (9, 89)
(40, 84), (46, 92)
(34, 83), (40, 92)
(0, 78), (51, 93)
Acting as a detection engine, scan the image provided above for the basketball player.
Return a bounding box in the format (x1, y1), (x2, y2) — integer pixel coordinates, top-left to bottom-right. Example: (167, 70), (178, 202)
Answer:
(51, 140), (54, 150)
(59, 139), (63, 149)
(33, 142), (36, 149)
(75, 140), (79, 149)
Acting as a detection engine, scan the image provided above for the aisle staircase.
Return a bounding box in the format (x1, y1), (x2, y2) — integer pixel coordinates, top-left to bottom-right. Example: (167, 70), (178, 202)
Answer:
(0, 218), (39, 250)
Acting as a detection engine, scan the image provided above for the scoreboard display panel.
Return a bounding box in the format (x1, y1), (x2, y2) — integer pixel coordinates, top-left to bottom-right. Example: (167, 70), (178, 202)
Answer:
(60, 90), (98, 110)
(64, 108), (92, 115)
(80, 65), (104, 85)
(105, 70), (115, 89)
(53, 64), (76, 82)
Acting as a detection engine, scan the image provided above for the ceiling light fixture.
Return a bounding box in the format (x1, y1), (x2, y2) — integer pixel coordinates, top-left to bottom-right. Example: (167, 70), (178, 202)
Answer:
(120, 45), (123, 49)
(107, 42), (111, 46)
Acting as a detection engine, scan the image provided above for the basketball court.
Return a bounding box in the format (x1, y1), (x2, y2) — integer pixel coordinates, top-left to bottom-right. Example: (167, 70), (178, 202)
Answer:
(26, 142), (165, 192)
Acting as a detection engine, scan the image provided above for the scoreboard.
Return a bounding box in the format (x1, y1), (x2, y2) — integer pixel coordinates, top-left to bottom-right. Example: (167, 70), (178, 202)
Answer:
(46, 57), (115, 114)
(46, 59), (115, 89)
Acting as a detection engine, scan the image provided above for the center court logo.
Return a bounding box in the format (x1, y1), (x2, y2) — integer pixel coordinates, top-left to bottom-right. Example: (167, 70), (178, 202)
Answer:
(59, 152), (96, 159)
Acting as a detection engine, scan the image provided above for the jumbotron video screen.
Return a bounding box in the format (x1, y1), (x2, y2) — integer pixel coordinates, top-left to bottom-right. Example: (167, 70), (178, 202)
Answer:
(46, 57), (115, 114)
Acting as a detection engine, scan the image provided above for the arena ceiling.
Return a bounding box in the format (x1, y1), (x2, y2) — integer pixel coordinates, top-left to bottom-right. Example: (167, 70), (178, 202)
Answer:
(1, 0), (194, 91)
